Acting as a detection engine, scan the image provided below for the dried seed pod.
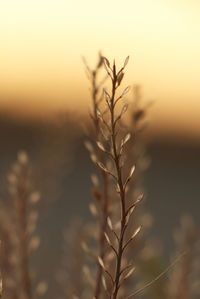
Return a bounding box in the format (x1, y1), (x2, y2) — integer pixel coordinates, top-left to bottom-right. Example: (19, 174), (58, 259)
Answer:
(89, 203), (98, 217)
(97, 162), (109, 173)
(120, 133), (131, 149)
(120, 104), (128, 117)
(91, 174), (99, 186)
(102, 275), (107, 291)
(121, 86), (130, 97)
(121, 267), (135, 283)
(84, 141), (94, 153)
(104, 232), (112, 247)
(124, 165), (136, 188)
(90, 153), (98, 164)
(29, 191), (40, 205)
(107, 217), (113, 231)
(29, 236), (40, 253)
(125, 206), (135, 226)
(18, 151), (28, 164)
(36, 281), (48, 296)
(83, 265), (95, 287)
(98, 257), (106, 270)
(123, 56), (130, 68)
(130, 226), (142, 240)
(117, 71), (124, 86)
(96, 141), (106, 153)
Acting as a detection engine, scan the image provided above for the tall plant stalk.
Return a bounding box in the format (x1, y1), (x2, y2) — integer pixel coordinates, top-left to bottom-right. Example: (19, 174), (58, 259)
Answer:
(92, 56), (142, 299)
(83, 54), (110, 298)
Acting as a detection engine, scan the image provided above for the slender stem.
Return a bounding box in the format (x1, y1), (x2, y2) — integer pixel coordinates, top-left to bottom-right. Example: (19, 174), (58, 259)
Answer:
(125, 251), (187, 299)
(109, 72), (127, 299)
(92, 71), (99, 132)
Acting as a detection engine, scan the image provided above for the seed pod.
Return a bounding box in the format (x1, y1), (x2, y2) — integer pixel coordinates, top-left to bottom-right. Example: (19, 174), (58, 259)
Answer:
(117, 71), (124, 86)
(104, 232), (112, 246)
(121, 86), (130, 97)
(107, 217), (113, 230)
(98, 257), (106, 270)
(84, 141), (94, 153)
(96, 141), (106, 152)
(89, 203), (98, 217)
(123, 56), (130, 68)
(123, 266), (135, 281)
(130, 226), (142, 240)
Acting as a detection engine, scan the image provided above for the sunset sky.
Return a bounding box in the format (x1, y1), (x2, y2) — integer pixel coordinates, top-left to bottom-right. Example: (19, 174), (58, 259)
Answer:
(0, 0), (200, 139)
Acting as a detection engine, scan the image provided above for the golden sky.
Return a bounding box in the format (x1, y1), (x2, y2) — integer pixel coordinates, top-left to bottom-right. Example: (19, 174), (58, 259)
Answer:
(0, 0), (200, 139)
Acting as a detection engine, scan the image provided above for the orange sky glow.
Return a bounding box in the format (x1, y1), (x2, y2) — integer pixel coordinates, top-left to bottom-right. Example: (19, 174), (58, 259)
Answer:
(0, 0), (200, 140)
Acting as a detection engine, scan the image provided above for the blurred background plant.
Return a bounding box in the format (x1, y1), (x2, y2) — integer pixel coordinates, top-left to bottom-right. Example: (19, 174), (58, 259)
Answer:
(0, 151), (47, 299)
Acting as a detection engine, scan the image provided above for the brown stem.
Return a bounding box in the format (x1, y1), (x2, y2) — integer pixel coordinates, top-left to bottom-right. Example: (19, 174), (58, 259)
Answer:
(92, 71), (99, 132)
(110, 71), (126, 299)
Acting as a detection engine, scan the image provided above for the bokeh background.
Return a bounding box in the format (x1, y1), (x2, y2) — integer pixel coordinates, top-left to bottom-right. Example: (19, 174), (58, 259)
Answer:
(0, 0), (199, 297)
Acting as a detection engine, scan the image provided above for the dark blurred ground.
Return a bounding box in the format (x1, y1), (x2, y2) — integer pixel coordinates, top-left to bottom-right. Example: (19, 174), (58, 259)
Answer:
(0, 113), (199, 298)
